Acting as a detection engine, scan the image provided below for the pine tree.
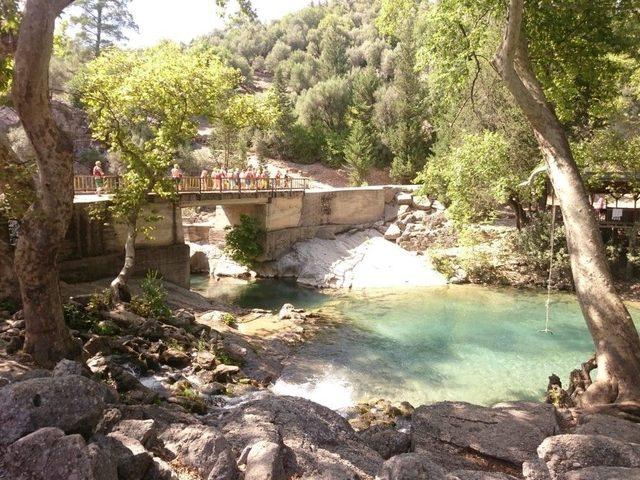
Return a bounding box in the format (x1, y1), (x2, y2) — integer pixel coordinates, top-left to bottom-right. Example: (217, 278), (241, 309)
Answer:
(71, 0), (138, 57)
(386, 15), (431, 183)
(267, 70), (296, 159)
(344, 119), (375, 186)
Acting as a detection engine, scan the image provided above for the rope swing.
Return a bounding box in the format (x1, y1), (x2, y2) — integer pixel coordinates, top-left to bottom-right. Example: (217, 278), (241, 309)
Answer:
(541, 192), (556, 335)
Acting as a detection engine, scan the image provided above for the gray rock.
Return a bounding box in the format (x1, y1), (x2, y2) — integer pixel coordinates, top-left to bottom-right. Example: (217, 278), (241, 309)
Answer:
(538, 434), (640, 478)
(96, 432), (152, 480)
(87, 442), (120, 480)
(278, 303), (296, 320)
(0, 375), (108, 445)
(384, 224), (402, 241)
(112, 419), (158, 448)
(159, 348), (191, 368)
(191, 251), (210, 274)
(377, 453), (446, 480)
(565, 467), (640, 479)
(4, 427), (105, 480)
(213, 364), (240, 381)
(218, 394), (383, 479)
(244, 440), (286, 480)
(396, 193), (413, 206)
(412, 196), (433, 211)
(200, 382), (226, 395)
(53, 359), (87, 377)
(145, 457), (178, 480)
(447, 471), (520, 480)
(575, 413), (640, 444)
(522, 459), (551, 480)
(358, 424), (411, 459)
(412, 402), (558, 470)
(158, 424), (238, 480)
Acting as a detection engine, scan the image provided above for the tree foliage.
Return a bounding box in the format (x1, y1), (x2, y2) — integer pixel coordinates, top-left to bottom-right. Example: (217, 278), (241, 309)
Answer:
(224, 214), (265, 266)
(77, 43), (240, 289)
(70, 0), (138, 57)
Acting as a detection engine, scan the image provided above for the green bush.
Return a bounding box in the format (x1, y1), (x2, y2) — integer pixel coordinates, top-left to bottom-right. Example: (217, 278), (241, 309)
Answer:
(221, 312), (237, 327)
(511, 212), (571, 279)
(224, 214), (265, 267)
(64, 303), (98, 331)
(130, 271), (172, 320)
(87, 289), (114, 313)
(430, 253), (457, 280)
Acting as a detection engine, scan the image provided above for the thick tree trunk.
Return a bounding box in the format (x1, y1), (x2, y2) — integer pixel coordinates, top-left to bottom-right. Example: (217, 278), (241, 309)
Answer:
(11, 0), (77, 367)
(110, 214), (137, 302)
(493, 0), (640, 407)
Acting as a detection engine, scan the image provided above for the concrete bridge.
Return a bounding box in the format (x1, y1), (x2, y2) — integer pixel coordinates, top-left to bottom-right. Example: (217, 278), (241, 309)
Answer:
(61, 176), (414, 288)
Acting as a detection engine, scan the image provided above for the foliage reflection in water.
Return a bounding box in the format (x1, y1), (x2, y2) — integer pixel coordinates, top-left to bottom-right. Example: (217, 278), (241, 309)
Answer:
(191, 276), (639, 408)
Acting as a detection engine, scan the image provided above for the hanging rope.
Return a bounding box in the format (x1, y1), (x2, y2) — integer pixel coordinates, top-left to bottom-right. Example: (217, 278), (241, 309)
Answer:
(541, 192), (556, 334)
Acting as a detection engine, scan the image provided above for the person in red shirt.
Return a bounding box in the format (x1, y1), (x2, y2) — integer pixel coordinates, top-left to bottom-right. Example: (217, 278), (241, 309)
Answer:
(93, 161), (105, 196)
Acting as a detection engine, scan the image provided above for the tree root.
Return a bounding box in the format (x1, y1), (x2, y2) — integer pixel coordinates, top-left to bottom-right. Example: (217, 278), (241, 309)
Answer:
(546, 355), (640, 422)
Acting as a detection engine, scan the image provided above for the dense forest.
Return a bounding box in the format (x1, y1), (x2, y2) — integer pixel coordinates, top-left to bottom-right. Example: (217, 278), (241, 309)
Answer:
(30, 0), (640, 213)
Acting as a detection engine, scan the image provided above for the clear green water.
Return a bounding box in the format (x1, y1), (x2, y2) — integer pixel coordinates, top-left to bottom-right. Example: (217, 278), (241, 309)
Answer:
(191, 276), (639, 409)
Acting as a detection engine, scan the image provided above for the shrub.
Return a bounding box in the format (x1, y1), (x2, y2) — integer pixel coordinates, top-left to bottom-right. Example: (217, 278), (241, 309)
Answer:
(63, 303), (98, 331)
(224, 214), (265, 267)
(430, 253), (457, 280)
(130, 271), (172, 320)
(221, 312), (237, 327)
(87, 289), (114, 313)
(511, 212), (571, 279)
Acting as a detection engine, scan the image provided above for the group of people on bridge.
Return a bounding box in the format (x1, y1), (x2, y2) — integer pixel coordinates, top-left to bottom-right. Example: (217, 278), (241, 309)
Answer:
(92, 160), (292, 196)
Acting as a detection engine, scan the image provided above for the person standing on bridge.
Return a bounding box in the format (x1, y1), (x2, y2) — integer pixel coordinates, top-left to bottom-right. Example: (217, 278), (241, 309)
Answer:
(93, 160), (105, 196)
(200, 168), (209, 190)
(171, 164), (183, 190)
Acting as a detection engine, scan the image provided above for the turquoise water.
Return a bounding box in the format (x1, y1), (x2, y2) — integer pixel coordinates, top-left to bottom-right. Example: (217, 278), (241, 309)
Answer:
(191, 276), (639, 408)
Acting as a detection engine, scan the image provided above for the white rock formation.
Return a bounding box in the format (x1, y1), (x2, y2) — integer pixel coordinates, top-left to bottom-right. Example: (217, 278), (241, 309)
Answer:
(257, 230), (447, 289)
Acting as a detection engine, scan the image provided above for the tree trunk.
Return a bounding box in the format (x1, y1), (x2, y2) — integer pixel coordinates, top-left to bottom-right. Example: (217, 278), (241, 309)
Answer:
(493, 0), (640, 408)
(11, 0), (77, 367)
(110, 213), (138, 302)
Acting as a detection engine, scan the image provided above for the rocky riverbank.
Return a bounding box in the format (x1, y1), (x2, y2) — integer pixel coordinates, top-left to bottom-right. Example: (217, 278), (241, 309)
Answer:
(3, 284), (640, 479)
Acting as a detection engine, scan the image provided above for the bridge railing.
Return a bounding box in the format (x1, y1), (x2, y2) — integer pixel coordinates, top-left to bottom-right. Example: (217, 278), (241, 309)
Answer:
(74, 175), (122, 193)
(74, 175), (310, 194)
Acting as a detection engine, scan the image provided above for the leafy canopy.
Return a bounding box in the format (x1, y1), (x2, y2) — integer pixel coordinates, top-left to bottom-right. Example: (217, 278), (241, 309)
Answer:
(77, 42), (240, 224)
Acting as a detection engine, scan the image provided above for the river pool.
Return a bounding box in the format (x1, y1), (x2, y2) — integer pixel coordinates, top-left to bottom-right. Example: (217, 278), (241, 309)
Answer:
(191, 276), (639, 409)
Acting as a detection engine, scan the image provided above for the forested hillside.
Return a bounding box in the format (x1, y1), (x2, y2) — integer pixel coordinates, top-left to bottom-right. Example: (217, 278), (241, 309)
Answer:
(195, 0), (432, 184)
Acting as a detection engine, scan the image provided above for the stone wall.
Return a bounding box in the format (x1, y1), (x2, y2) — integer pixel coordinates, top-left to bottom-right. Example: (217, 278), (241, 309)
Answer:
(61, 202), (189, 287)
(259, 187), (395, 261)
(59, 243), (191, 288)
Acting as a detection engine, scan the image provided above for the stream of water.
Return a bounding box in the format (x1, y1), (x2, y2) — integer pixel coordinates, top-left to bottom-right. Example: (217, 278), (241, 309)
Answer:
(191, 276), (639, 409)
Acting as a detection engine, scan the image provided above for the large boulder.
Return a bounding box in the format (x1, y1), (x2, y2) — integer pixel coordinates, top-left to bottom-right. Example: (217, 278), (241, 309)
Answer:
(537, 434), (640, 479)
(218, 394), (384, 479)
(411, 402), (558, 471)
(358, 424), (411, 460)
(377, 453), (447, 480)
(384, 224), (402, 241)
(574, 413), (640, 444)
(564, 467), (640, 479)
(4, 427), (116, 480)
(448, 471), (520, 480)
(0, 375), (109, 445)
(97, 432), (153, 480)
(158, 423), (238, 480)
(243, 440), (286, 480)
(190, 251), (210, 274)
